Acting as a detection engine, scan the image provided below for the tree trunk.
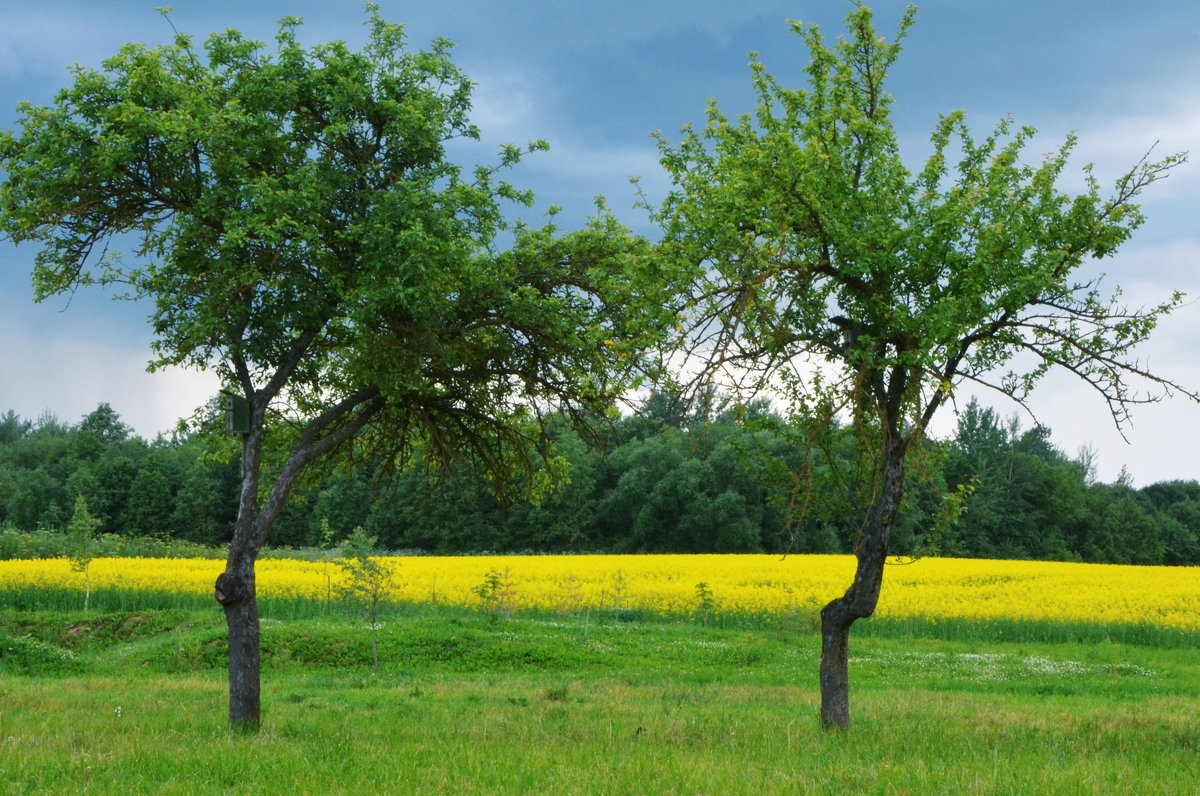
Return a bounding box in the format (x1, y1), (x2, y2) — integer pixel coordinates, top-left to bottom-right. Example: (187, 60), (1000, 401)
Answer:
(371, 625), (379, 674)
(212, 385), (383, 730)
(216, 562), (260, 729)
(819, 599), (853, 729)
(216, 408), (267, 731)
(819, 435), (908, 730)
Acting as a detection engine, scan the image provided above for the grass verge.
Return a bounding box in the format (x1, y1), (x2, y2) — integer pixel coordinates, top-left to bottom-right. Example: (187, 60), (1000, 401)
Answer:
(2, 605), (1199, 794)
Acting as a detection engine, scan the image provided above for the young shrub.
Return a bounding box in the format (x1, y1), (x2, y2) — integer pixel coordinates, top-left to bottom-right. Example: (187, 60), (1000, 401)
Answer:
(472, 567), (519, 617)
(337, 527), (395, 673)
(319, 518), (336, 616)
(67, 496), (100, 611)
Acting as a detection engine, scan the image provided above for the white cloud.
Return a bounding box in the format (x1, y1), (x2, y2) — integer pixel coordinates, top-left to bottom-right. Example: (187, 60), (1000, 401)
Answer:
(0, 319), (218, 438)
(448, 65), (668, 225)
(465, 70), (539, 141)
(532, 138), (665, 195)
(1069, 99), (1200, 197)
(1008, 372), (1200, 488)
(0, 6), (163, 80)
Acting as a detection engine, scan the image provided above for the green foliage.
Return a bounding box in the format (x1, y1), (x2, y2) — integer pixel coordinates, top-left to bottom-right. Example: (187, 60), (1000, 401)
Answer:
(0, 2), (678, 574)
(337, 526), (395, 672)
(693, 581), (715, 625)
(471, 567), (519, 616)
(66, 496), (99, 568)
(0, 6), (681, 725)
(337, 527), (393, 609)
(67, 495), (100, 611)
(654, 1), (1191, 547)
(4, 396), (1200, 565)
(0, 626), (82, 675)
(119, 450), (181, 537)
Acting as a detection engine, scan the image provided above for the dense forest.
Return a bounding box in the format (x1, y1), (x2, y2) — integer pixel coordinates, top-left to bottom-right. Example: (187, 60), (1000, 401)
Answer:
(1, 397), (1197, 565)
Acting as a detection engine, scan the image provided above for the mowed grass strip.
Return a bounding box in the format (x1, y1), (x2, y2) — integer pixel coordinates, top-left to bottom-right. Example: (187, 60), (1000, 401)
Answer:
(2, 607), (1199, 794)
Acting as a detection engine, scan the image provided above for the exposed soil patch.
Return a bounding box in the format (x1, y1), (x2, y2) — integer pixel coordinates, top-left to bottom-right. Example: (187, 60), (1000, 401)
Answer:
(65, 623), (90, 638)
(118, 615), (148, 638)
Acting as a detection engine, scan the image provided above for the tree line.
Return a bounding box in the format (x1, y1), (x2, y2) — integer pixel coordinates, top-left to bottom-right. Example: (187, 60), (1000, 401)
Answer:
(2, 398), (1197, 566)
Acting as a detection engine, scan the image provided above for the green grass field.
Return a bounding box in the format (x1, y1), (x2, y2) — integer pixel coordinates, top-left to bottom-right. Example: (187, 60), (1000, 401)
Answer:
(3, 603), (1199, 794)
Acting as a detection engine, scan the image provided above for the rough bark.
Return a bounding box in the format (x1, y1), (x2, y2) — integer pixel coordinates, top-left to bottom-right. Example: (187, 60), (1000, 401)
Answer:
(819, 434), (908, 730)
(819, 602), (852, 729)
(217, 565), (260, 729)
(217, 406), (267, 730)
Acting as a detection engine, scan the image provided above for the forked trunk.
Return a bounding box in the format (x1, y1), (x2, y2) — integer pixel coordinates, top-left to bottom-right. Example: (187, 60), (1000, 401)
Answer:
(212, 385), (383, 729)
(818, 436), (907, 730)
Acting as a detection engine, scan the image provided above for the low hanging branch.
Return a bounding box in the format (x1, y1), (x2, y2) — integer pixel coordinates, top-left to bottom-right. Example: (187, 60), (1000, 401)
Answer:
(1, 5), (680, 731)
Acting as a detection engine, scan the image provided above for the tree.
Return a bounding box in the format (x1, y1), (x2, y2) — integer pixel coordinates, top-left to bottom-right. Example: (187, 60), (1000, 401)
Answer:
(654, 3), (1194, 729)
(6, 466), (66, 532)
(1, 7), (673, 729)
(169, 453), (239, 545)
(79, 404), (132, 446)
(1140, 481), (1200, 565)
(0, 411), (31, 446)
(337, 526), (394, 674)
(67, 495), (100, 611)
(943, 399), (1012, 557)
(120, 449), (181, 537)
(1081, 482), (1163, 564)
(311, 471), (372, 544)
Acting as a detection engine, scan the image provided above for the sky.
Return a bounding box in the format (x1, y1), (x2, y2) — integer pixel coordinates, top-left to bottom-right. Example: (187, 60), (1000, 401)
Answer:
(1, 0), (1198, 485)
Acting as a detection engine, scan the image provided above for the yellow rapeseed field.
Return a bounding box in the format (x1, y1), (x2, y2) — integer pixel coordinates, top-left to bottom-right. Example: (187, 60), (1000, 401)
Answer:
(2, 554), (1198, 632)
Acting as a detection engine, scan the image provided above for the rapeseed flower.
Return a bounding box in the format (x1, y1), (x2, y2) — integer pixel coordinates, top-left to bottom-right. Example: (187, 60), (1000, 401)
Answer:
(2, 554), (1196, 632)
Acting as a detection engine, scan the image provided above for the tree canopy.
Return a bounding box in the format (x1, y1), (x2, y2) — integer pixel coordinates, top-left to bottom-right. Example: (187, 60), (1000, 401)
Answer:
(0, 6), (675, 729)
(653, 2), (1193, 729)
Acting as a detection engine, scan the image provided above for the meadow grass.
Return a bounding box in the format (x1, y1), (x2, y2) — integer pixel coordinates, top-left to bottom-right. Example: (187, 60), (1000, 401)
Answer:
(3, 601), (1199, 795)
